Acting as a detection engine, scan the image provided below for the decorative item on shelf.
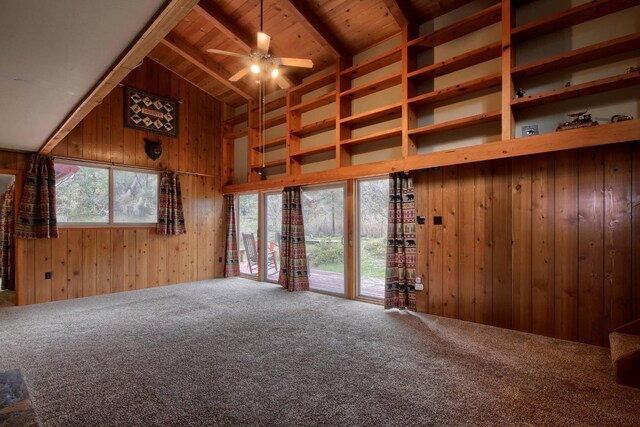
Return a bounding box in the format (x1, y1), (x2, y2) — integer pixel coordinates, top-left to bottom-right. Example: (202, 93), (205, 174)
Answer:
(625, 66), (639, 73)
(611, 114), (633, 123)
(521, 125), (539, 137)
(515, 88), (526, 98)
(144, 138), (163, 160)
(124, 86), (178, 138)
(565, 81), (571, 87)
(257, 167), (266, 180)
(556, 111), (599, 131)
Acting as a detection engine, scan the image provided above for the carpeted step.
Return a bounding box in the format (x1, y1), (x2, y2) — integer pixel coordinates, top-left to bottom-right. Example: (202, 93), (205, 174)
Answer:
(610, 331), (640, 388)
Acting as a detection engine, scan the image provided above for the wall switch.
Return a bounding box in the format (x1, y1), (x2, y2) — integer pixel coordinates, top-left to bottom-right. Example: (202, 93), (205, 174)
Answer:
(45, 272), (51, 280)
(415, 277), (422, 284)
(415, 282), (424, 291)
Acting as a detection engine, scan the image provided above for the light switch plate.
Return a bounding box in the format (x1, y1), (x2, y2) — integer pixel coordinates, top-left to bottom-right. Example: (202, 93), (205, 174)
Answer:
(415, 282), (424, 291)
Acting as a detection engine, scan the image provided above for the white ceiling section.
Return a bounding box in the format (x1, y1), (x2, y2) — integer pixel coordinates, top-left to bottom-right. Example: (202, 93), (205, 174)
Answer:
(0, 0), (166, 152)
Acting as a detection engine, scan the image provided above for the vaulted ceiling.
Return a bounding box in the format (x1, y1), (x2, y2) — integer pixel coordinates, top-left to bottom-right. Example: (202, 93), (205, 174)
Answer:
(148, 0), (473, 106)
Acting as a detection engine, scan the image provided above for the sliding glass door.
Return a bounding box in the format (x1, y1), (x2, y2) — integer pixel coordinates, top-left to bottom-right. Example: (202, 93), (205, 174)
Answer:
(237, 193), (259, 278)
(357, 178), (388, 299)
(301, 184), (345, 295)
(263, 191), (282, 283)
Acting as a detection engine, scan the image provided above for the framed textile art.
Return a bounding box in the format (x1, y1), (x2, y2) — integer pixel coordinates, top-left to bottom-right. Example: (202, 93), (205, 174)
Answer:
(124, 86), (178, 138)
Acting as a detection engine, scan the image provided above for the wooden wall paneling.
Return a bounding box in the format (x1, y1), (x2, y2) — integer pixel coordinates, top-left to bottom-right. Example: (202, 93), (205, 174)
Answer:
(124, 229), (137, 291)
(553, 150), (579, 341)
(632, 144), (640, 320)
(578, 147), (605, 345)
(491, 159), (512, 329)
(123, 72), (138, 166)
(531, 153), (555, 337)
(457, 164), (475, 322)
(413, 172), (429, 312)
(187, 84), (200, 174)
(196, 176), (208, 280)
(135, 64), (149, 167)
(147, 231), (160, 287)
(500, 0), (514, 140)
(186, 176), (198, 281)
(169, 72), (183, 172)
(212, 176), (225, 278)
(442, 166), (458, 318)
(51, 135), (68, 157)
(96, 229), (112, 295)
(158, 233), (170, 286)
(82, 109), (97, 161)
(110, 79), (125, 164)
(135, 229), (149, 289)
(197, 84), (210, 175)
(155, 64), (171, 170)
(67, 123), (83, 158)
(427, 169), (444, 316)
(34, 239), (52, 304)
(51, 231), (68, 301)
(511, 155), (532, 332)
(67, 230), (84, 299)
(111, 230), (126, 293)
(82, 230), (98, 297)
(97, 92), (111, 163)
(20, 240), (36, 305)
(603, 145), (632, 342)
(179, 77), (190, 173)
(474, 162), (493, 325)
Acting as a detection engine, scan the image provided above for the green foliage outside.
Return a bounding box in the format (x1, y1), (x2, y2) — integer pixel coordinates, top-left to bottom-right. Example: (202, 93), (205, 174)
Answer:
(56, 167), (109, 222)
(113, 171), (158, 223)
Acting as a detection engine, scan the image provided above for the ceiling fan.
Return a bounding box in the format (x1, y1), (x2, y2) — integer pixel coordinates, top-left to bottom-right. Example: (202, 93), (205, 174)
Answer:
(206, 0), (313, 89)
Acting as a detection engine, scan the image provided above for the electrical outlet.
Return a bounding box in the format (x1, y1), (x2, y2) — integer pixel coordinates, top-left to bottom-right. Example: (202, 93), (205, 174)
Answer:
(45, 272), (51, 280)
(433, 216), (442, 225)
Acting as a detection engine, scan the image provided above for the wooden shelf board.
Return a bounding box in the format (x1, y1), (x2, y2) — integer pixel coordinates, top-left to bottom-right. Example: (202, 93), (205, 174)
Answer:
(409, 42), (502, 81)
(340, 103), (402, 128)
(340, 127), (402, 147)
(251, 96), (287, 114)
(251, 159), (286, 169)
(512, 32), (640, 80)
(408, 111), (501, 137)
(261, 113), (287, 129)
(224, 119), (640, 194)
(223, 112), (248, 127)
(511, 71), (640, 110)
(223, 128), (248, 139)
(252, 136), (286, 151)
(290, 118), (336, 137)
(512, 0), (639, 42)
(340, 72), (402, 100)
(290, 70), (336, 96)
(409, 4), (501, 49)
(290, 143), (336, 158)
(290, 91), (336, 114)
(408, 73), (501, 107)
(341, 47), (402, 79)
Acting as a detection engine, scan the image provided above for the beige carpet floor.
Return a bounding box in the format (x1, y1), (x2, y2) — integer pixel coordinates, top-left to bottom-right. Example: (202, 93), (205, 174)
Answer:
(0, 278), (638, 426)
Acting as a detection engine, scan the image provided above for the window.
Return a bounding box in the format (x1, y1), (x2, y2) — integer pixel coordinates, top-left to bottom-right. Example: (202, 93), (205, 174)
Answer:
(55, 161), (158, 225)
(263, 191), (282, 283)
(357, 178), (388, 299)
(237, 193), (259, 278)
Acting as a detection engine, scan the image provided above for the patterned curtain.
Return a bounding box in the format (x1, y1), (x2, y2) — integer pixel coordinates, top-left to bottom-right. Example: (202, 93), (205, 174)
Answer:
(278, 186), (309, 292)
(385, 173), (417, 311)
(16, 154), (58, 239)
(157, 171), (186, 235)
(224, 194), (240, 277)
(0, 183), (15, 290)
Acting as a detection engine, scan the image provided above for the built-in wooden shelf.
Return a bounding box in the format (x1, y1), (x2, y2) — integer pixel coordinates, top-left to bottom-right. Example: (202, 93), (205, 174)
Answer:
(409, 42), (502, 81)
(340, 127), (402, 147)
(290, 70), (336, 97)
(341, 47), (402, 79)
(408, 73), (501, 107)
(289, 91), (336, 113)
(512, 33), (640, 80)
(511, 71), (640, 109)
(223, 112), (248, 127)
(408, 111), (501, 137)
(340, 72), (402, 100)
(251, 159), (286, 169)
(290, 143), (336, 158)
(290, 118), (336, 137)
(512, 0), (638, 42)
(252, 136), (286, 151)
(409, 3), (501, 49)
(340, 103), (402, 128)
(251, 97), (287, 114)
(223, 128), (248, 139)
(262, 113), (286, 129)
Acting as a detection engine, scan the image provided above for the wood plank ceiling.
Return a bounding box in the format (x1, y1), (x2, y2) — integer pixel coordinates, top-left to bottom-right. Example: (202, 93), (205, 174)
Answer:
(148, 0), (472, 106)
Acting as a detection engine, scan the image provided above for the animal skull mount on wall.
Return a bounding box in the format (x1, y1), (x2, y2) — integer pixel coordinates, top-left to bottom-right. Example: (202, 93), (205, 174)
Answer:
(144, 138), (163, 161)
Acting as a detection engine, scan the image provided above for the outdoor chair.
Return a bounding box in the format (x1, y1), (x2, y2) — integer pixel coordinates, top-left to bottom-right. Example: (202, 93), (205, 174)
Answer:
(242, 232), (278, 275)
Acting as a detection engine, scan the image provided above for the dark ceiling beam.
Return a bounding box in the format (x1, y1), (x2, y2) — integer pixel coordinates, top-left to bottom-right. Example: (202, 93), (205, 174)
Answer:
(381, 0), (418, 34)
(161, 31), (255, 101)
(284, 0), (352, 65)
(192, 1), (300, 87)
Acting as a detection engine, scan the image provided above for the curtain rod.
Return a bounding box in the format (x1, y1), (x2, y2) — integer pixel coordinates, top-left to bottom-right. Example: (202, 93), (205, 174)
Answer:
(50, 155), (214, 179)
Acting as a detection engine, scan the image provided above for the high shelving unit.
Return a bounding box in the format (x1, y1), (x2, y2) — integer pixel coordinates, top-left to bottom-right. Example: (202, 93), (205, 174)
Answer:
(223, 0), (640, 188)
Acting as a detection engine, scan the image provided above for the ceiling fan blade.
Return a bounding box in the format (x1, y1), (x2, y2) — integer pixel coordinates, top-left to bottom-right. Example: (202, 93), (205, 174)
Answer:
(257, 32), (271, 54)
(206, 48), (247, 59)
(229, 68), (250, 82)
(274, 75), (290, 90)
(277, 57), (314, 68)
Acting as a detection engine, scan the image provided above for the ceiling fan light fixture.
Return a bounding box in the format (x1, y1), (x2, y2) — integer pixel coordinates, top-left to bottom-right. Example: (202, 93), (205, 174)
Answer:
(271, 68), (279, 78)
(251, 63), (261, 74)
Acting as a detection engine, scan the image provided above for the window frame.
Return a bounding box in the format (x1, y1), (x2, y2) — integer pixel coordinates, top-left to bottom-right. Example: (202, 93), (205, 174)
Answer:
(55, 160), (160, 228)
